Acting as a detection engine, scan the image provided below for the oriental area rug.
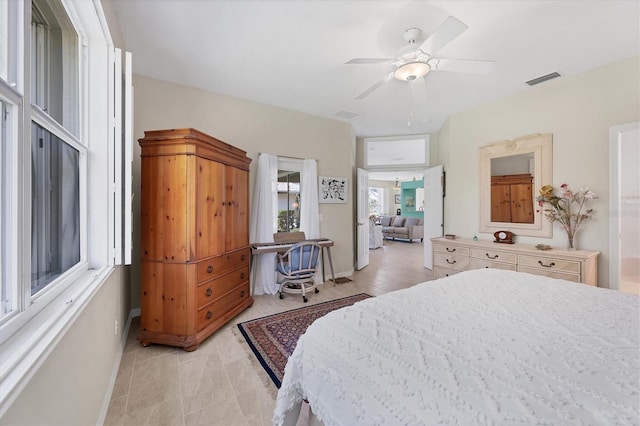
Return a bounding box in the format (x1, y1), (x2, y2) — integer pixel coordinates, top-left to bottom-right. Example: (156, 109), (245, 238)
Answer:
(237, 293), (372, 388)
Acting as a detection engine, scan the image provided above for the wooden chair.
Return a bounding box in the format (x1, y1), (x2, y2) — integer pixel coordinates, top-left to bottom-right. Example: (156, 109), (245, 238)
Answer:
(275, 239), (321, 303)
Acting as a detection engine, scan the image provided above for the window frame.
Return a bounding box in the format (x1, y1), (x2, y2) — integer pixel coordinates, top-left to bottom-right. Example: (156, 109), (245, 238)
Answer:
(0, 0), (125, 415)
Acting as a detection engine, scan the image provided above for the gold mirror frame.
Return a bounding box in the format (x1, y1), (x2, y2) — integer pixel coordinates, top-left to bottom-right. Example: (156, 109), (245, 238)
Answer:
(479, 134), (553, 238)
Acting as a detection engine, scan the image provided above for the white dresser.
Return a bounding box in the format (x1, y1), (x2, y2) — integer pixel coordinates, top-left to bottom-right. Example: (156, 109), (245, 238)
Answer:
(431, 237), (599, 286)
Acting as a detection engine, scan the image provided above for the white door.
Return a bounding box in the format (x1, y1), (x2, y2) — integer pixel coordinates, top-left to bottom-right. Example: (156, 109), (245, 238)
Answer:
(423, 165), (444, 269)
(609, 122), (640, 294)
(357, 168), (370, 270)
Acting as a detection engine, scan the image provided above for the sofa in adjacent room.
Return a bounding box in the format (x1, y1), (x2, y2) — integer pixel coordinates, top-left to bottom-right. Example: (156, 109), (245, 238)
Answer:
(379, 215), (424, 243)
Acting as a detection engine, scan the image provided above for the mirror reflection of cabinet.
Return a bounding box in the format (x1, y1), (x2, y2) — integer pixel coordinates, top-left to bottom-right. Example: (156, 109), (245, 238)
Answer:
(490, 174), (534, 223)
(479, 134), (553, 238)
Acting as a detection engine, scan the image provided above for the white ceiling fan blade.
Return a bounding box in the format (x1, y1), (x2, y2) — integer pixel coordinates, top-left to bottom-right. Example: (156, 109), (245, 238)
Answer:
(418, 16), (468, 56)
(429, 58), (494, 74)
(345, 58), (393, 64)
(355, 73), (393, 100)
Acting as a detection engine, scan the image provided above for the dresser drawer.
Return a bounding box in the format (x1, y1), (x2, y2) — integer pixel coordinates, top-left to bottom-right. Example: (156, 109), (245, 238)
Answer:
(470, 258), (517, 271)
(197, 247), (250, 283)
(197, 283), (250, 331)
(433, 243), (470, 257)
(434, 252), (470, 272)
(518, 254), (580, 274)
(518, 266), (580, 283)
(197, 266), (249, 308)
(433, 266), (460, 279)
(469, 248), (517, 265)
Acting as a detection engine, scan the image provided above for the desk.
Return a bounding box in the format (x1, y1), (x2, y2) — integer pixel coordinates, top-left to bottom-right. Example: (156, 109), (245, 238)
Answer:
(250, 238), (336, 295)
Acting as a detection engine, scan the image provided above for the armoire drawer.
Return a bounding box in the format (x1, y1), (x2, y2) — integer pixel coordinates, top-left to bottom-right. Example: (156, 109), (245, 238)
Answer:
(469, 258), (517, 271)
(197, 247), (250, 282)
(197, 284), (250, 331)
(433, 252), (470, 272)
(469, 248), (517, 265)
(518, 254), (581, 274)
(197, 266), (249, 308)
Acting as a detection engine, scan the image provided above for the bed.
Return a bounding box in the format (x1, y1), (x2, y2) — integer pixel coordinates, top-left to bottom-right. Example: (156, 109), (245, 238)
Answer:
(273, 269), (640, 425)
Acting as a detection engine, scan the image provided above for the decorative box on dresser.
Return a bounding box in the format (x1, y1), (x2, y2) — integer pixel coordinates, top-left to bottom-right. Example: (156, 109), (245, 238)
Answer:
(137, 128), (253, 351)
(432, 237), (599, 286)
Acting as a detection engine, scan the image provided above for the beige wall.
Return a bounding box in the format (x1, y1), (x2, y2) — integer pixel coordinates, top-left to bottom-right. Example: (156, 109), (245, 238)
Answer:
(131, 75), (356, 306)
(436, 56), (640, 287)
(1, 268), (131, 425)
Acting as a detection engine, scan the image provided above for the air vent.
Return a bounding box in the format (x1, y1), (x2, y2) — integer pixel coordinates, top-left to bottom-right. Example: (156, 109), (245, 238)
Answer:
(526, 72), (561, 86)
(334, 110), (359, 119)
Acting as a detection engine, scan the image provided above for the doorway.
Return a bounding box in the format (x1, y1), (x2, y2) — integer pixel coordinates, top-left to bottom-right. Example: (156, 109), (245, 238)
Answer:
(609, 122), (639, 294)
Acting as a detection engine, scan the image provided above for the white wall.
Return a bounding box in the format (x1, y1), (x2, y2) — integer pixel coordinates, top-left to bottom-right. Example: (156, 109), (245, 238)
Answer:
(1, 268), (131, 425)
(436, 56), (640, 287)
(130, 75), (356, 307)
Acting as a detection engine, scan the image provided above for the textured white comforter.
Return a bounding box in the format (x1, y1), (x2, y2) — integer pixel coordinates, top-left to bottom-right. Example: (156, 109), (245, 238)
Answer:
(273, 269), (640, 425)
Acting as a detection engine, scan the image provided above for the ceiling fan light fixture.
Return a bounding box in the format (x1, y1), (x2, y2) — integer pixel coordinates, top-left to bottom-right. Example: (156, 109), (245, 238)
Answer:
(394, 62), (430, 81)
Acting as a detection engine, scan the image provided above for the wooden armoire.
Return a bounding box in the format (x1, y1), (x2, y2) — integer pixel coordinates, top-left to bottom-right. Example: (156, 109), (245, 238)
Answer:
(490, 173), (534, 223)
(137, 128), (252, 351)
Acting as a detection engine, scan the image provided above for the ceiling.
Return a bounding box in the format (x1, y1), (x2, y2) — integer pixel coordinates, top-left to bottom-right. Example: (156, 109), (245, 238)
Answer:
(112, 1), (639, 139)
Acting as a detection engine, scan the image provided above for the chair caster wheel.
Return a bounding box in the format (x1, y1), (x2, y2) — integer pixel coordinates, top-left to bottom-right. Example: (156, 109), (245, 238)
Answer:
(303, 296), (308, 303)
(314, 288), (319, 294)
(279, 293), (284, 299)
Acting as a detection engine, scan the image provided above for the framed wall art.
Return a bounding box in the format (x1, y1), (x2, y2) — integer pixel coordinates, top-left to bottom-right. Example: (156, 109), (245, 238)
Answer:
(319, 176), (348, 204)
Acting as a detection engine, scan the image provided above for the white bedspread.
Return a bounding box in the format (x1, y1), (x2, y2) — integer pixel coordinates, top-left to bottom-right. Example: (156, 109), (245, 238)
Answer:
(273, 269), (640, 425)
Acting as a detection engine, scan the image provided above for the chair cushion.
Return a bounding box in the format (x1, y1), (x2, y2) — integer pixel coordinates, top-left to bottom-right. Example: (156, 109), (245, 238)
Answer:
(392, 216), (405, 227)
(380, 216), (392, 227)
(404, 217), (419, 227)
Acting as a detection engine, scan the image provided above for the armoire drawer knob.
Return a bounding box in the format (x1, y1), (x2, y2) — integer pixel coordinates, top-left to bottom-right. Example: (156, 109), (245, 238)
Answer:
(240, 291), (245, 298)
(205, 311), (213, 320)
(241, 254), (246, 261)
(240, 272), (245, 280)
(207, 265), (214, 274)
(205, 288), (212, 297)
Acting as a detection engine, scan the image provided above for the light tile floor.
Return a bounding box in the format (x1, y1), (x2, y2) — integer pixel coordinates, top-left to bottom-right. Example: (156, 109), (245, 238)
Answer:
(104, 239), (432, 426)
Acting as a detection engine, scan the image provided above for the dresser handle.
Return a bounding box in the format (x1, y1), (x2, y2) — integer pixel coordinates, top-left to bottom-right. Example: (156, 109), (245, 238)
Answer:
(205, 288), (212, 297)
(485, 253), (499, 259)
(205, 311), (213, 320)
(240, 272), (245, 279)
(446, 247), (456, 253)
(240, 290), (245, 298)
(241, 254), (246, 261)
(538, 260), (556, 268)
(446, 259), (456, 265)
(207, 265), (214, 274)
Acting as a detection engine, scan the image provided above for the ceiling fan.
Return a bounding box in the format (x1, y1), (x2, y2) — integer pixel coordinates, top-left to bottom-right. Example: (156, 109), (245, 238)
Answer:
(346, 16), (494, 100)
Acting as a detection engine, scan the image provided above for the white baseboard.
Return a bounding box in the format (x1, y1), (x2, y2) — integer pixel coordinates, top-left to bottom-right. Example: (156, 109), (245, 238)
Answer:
(95, 308), (138, 426)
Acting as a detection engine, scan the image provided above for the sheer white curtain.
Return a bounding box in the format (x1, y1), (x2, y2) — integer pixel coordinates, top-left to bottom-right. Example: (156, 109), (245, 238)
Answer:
(299, 159), (320, 239)
(249, 153), (278, 295)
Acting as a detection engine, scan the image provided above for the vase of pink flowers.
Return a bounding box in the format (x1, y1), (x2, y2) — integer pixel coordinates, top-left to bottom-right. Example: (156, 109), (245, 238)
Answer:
(536, 183), (596, 250)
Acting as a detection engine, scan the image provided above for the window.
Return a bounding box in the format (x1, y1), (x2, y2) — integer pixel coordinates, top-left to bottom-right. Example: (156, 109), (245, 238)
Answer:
(277, 170), (300, 233)
(276, 157), (304, 234)
(0, 0), (130, 338)
(369, 187), (382, 217)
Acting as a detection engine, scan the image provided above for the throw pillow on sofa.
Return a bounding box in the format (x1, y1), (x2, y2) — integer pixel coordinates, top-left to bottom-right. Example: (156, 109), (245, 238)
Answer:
(404, 217), (420, 227)
(380, 216), (392, 227)
(392, 216), (405, 227)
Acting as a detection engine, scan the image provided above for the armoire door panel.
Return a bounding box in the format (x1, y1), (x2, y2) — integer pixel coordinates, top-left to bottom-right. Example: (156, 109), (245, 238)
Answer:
(195, 157), (226, 258)
(141, 155), (189, 262)
(225, 167), (249, 252)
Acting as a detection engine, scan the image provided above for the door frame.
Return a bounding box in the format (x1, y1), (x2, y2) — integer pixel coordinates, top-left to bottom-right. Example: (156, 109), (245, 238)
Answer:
(609, 121), (640, 290)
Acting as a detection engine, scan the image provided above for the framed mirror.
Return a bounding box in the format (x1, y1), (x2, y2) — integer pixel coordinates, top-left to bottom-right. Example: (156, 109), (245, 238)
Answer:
(479, 134), (553, 238)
